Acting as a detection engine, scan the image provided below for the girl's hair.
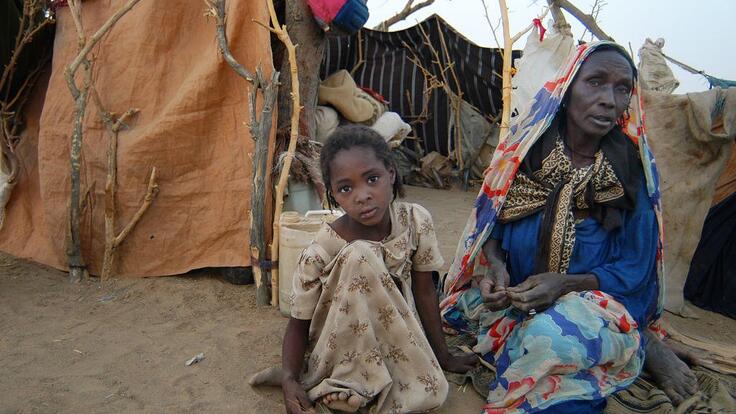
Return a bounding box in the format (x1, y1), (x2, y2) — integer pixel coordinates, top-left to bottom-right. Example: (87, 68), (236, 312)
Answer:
(320, 124), (405, 208)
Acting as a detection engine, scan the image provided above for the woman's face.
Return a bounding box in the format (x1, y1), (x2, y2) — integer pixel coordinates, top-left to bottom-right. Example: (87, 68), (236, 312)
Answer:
(565, 50), (634, 140)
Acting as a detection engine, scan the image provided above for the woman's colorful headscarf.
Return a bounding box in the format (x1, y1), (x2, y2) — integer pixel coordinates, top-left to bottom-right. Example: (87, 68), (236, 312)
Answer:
(440, 41), (665, 322)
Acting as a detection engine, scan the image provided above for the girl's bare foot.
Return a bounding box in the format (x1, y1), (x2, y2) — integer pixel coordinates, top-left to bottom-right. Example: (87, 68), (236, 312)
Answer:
(248, 366), (283, 386)
(320, 392), (364, 412)
(644, 332), (698, 405)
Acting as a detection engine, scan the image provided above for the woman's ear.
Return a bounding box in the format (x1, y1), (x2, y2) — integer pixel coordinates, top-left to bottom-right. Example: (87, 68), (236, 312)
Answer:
(389, 167), (396, 184)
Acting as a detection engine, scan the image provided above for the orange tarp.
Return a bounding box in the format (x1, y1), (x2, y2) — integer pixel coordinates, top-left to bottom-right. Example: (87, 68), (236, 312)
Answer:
(0, 0), (274, 276)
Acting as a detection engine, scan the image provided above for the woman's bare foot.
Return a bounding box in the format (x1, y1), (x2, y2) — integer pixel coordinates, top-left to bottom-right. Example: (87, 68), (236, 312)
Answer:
(644, 332), (698, 405)
(320, 392), (364, 413)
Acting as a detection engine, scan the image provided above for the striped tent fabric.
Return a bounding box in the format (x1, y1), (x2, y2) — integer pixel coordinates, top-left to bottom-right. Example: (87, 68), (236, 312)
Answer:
(320, 15), (520, 157)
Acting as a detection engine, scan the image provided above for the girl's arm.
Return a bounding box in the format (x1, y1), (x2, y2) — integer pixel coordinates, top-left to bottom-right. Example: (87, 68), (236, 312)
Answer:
(412, 270), (477, 374)
(282, 317), (315, 414)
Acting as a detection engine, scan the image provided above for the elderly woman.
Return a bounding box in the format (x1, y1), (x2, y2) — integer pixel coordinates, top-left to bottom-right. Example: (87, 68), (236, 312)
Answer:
(440, 41), (694, 413)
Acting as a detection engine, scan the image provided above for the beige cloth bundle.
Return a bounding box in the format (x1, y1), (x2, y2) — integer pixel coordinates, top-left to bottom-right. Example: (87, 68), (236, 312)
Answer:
(318, 69), (385, 124)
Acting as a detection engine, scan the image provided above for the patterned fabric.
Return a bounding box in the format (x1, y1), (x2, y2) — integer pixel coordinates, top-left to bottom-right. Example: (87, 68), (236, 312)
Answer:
(499, 135), (625, 273)
(438, 41), (665, 413)
(441, 40), (665, 321)
(290, 202), (448, 414)
(484, 291), (642, 414)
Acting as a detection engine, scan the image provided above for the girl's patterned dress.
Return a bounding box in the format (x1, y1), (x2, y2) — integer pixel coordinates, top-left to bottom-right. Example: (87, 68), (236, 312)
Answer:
(290, 201), (448, 414)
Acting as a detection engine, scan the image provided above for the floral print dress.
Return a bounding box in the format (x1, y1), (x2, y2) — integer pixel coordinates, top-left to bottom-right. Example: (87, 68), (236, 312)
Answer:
(290, 201), (448, 413)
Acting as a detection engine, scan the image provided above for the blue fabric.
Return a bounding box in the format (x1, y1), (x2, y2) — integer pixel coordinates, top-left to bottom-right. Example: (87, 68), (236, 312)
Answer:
(491, 177), (659, 327)
(537, 398), (606, 413)
(332, 0), (369, 34)
(481, 291), (643, 413)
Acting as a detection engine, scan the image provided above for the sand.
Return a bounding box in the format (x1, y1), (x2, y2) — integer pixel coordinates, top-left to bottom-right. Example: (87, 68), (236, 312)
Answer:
(1, 186), (734, 413)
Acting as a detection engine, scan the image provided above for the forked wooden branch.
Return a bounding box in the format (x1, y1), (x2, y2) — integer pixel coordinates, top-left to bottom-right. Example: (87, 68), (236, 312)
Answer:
(64, 0), (143, 281)
(267, 0), (301, 308)
(551, 0), (612, 41)
(206, 0), (285, 305)
(92, 89), (157, 280)
(373, 0), (436, 31)
(206, 0), (255, 82)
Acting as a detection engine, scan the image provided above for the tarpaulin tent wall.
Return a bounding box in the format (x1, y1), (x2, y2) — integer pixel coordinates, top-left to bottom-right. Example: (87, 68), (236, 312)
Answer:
(0, 0), (275, 277)
(320, 15), (520, 160)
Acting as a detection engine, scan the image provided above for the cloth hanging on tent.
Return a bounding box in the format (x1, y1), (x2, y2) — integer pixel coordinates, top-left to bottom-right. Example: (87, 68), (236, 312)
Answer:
(318, 69), (386, 124)
(684, 192), (736, 319)
(638, 38), (680, 94)
(510, 23), (575, 116)
(705, 75), (736, 90)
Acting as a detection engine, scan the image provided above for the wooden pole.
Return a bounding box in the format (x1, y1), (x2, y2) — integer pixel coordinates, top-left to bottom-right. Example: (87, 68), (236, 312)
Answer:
(64, 0), (144, 281)
(497, 0), (512, 144)
(207, 0), (277, 305)
(267, 0), (300, 308)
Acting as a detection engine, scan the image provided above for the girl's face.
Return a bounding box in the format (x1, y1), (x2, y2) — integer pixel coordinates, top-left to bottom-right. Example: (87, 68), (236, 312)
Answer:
(329, 146), (395, 229)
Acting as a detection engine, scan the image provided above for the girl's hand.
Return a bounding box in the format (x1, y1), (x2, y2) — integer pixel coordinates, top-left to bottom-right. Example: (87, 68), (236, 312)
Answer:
(282, 378), (315, 414)
(506, 272), (566, 313)
(479, 267), (511, 311)
(440, 353), (478, 374)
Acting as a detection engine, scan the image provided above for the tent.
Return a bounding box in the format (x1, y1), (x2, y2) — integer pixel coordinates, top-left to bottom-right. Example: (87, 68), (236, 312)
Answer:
(0, 0), (274, 277)
(320, 15), (520, 176)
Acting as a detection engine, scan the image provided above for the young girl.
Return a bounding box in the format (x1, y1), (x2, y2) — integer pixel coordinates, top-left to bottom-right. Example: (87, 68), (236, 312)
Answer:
(281, 125), (475, 414)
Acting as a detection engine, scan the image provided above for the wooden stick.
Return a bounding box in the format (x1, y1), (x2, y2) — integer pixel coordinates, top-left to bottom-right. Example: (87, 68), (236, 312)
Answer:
(249, 67), (278, 306)
(114, 167), (158, 246)
(92, 88), (157, 280)
(546, 0), (572, 37)
(207, 0), (280, 305)
(64, 0), (144, 281)
(373, 0), (436, 31)
(207, 0), (255, 82)
(268, 0), (301, 308)
(497, 0), (512, 145)
(553, 0), (613, 41)
(66, 0), (144, 79)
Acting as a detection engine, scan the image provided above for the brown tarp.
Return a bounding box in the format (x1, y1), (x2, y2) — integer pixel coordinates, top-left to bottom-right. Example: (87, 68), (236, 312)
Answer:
(0, 0), (275, 277)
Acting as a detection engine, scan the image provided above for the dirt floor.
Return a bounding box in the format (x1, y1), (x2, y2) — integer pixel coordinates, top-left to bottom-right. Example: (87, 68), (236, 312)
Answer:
(2, 186), (735, 413)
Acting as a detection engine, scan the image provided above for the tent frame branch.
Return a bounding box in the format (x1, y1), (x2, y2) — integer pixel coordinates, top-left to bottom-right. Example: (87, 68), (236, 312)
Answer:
(63, 0), (144, 281)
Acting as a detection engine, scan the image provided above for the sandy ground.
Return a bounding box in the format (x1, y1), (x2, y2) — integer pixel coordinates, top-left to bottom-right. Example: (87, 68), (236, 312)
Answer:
(2, 186), (735, 414)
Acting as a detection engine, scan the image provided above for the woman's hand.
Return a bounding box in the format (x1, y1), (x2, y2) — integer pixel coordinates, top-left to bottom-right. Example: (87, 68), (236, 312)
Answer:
(506, 272), (566, 313)
(480, 238), (511, 311)
(439, 353), (478, 374)
(479, 266), (511, 311)
(282, 377), (315, 414)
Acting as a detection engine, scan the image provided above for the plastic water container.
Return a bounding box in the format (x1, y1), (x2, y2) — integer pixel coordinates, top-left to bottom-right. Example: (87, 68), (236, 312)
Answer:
(279, 210), (340, 317)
